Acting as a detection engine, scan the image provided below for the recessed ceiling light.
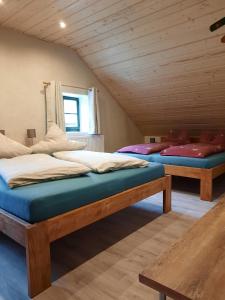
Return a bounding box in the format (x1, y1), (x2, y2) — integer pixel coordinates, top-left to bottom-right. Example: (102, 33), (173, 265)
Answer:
(0, 0), (4, 5)
(59, 21), (66, 29)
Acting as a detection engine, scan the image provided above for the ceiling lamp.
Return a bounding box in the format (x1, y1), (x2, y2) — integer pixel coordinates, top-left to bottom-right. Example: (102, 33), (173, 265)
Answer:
(59, 21), (66, 29)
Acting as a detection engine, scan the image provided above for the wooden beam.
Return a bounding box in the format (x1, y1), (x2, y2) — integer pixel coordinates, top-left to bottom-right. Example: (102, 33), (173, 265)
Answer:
(0, 209), (30, 246)
(200, 169), (213, 201)
(212, 162), (225, 179)
(163, 175), (172, 213)
(164, 164), (201, 179)
(44, 177), (171, 242)
(26, 224), (51, 298)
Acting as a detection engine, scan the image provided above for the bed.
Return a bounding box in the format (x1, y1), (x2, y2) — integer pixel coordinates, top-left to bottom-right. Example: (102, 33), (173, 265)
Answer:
(0, 163), (171, 298)
(118, 151), (225, 201)
(117, 152), (155, 162)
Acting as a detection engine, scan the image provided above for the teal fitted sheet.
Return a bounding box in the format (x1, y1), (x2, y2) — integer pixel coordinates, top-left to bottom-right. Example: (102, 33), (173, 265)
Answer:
(150, 152), (225, 168)
(116, 151), (225, 169)
(0, 163), (164, 223)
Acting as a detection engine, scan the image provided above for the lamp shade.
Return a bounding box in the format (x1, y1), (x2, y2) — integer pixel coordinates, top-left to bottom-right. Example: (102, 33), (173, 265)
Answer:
(27, 129), (36, 138)
(0, 130), (5, 135)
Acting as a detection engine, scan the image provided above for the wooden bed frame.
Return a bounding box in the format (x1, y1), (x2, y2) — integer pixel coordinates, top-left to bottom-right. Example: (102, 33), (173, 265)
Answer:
(0, 175), (171, 298)
(164, 163), (225, 201)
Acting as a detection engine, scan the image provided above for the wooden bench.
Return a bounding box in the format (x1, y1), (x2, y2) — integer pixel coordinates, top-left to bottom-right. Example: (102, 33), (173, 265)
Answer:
(139, 197), (225, 299)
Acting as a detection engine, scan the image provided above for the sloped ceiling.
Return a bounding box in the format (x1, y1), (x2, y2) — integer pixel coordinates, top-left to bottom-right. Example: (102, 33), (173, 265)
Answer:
(0, 0), (225, 135)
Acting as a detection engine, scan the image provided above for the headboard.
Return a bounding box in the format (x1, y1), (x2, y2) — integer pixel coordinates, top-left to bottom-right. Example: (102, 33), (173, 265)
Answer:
(0, 130), (5, 135)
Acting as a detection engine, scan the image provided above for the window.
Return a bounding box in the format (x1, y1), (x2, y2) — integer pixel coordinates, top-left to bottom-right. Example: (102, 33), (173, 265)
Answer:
(63, 93), (90, 133)
(63, 96), (80, 132)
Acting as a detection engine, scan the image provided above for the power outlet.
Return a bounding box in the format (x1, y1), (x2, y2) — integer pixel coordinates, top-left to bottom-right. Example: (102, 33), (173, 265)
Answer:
(144, 136), (161, 143)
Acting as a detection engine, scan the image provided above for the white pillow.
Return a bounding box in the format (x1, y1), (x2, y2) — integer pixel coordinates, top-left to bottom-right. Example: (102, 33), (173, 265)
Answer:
(53, 151), (149, 173)
(0, 133), (32, 158)
(31, 139), (86, 154)
(44, 123), (67, 141)
(31, 124), (86, 154)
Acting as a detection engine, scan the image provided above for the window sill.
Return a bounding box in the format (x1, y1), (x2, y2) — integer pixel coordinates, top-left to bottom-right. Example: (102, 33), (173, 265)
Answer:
(67, 132), (89, 138)
(67, 132), (103, 138)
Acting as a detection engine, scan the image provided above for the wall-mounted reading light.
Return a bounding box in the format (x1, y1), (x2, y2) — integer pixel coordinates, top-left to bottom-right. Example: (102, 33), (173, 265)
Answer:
(27, 129), (36, 146)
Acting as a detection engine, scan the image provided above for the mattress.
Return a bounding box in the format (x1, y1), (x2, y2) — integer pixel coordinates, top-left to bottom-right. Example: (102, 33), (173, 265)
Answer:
(151, 152), (225, 168)
(116, 152), (155, 162)
(0, 163), (164, 223)
(117, 152), (225, 169)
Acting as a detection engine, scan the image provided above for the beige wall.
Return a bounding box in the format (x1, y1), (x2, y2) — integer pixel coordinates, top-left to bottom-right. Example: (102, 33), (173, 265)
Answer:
(0, 27), (143, 151)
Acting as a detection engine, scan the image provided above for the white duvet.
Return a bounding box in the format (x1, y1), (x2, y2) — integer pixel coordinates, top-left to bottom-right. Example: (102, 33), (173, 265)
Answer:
(53, 150), (149, 173)
(0, 154), (90, 188)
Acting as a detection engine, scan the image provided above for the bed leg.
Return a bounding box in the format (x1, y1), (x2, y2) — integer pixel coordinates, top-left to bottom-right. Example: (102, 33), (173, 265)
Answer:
(26, 224), (51, 298)
(163, 175), (172, 213)
(200, 170), (213, 201)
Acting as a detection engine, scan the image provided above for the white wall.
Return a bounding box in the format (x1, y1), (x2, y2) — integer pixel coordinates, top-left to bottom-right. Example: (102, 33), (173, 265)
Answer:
(0, 27), (143, 151)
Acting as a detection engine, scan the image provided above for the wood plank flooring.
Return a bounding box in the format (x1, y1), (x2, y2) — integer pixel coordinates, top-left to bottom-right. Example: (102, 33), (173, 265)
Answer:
(0, 175), (224, 300)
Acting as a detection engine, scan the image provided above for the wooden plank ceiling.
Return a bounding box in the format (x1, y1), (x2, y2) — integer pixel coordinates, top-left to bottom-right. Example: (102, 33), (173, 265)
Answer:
(0, 0), (225, 135)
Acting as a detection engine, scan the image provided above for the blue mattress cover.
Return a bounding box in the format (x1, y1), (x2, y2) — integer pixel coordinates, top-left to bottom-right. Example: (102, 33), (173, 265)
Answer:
(116, 152), (225, 169)
(0, 163), (164, 223)
(151, 152), (225, 168)
(115, 152), (155, 162)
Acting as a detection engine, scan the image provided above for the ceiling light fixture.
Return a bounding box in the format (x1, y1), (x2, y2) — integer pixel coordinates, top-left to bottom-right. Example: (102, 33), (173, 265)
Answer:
(0, 0), (4, 5)
(59, 21), (66, 29)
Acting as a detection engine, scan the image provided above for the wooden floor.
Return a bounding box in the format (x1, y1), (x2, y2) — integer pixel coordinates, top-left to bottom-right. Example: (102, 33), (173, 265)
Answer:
(0, 176), (224, 300)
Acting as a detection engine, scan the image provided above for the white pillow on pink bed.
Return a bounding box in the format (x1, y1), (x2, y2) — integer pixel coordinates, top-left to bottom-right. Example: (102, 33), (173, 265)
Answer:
(31, 124), (86, 154)
(0, 133), (32, 158)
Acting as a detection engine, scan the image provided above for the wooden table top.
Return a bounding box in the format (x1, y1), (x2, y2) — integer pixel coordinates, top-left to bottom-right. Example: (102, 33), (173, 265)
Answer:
(139, 198), (225, 300)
